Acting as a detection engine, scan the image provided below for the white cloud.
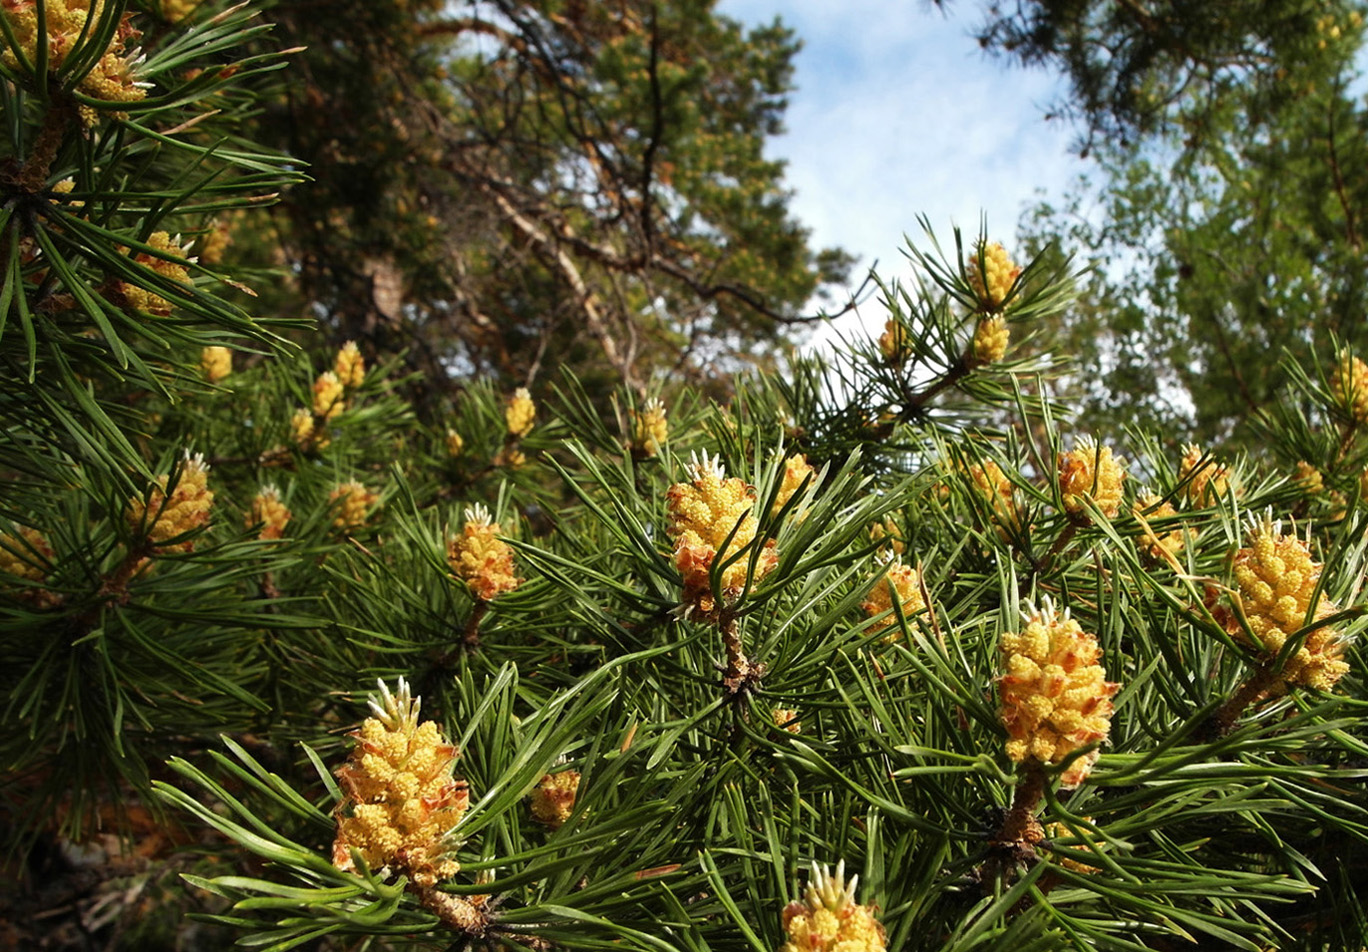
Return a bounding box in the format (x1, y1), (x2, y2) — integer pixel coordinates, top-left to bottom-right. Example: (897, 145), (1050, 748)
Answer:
(717, 0), (1089, 344)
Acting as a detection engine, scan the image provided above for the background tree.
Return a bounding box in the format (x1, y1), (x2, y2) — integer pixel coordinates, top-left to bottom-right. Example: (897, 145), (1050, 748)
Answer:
(962, 0), (1368, 446)
(243, 0), (854, 401)
(962, 0), (1361, 152)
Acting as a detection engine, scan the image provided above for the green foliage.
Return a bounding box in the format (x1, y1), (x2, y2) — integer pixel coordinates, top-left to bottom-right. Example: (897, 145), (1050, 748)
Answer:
(0, 0), (304, 852)
(994, 0), (1368, 445)
(241, 0), (854, 392)
(964, 0), (1365, 150)
(0, 0), (301, 482)
(5, 4), (1368, 951)
(13, 201), (1368, 949)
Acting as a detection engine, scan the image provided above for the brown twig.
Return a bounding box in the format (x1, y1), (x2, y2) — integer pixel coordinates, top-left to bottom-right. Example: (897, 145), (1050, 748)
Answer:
(902, 357), (972, 416)
(1034, 522), (1078, 579)
(1324, 79), (1360, 251)
(462, 600), (490, 653)
(980, 761), (1047, 886)
(1203, 663), (1284, 739)
(413, 882), (490, 935)
(996, 761), (1047, 849)
(92, 542), (152, 612)
(718, 610), (762, 697)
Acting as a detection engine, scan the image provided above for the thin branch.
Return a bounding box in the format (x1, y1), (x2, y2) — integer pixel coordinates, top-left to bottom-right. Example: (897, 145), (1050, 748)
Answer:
(484, 182), (639, 389)
(1324, 78), (1360, 251)
(639, 6), (663, 257)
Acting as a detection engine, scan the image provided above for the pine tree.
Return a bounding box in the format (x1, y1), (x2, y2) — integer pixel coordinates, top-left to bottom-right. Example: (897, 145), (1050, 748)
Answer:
(4, 5), (1368, 951)
(240, 0), (855, 395)
(980, 0), (1368, 444)
(0, 0), (302, 846)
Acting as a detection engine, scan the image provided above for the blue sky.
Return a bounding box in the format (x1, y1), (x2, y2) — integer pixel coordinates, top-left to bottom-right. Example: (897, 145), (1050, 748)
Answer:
(716, 0), (1091, 340)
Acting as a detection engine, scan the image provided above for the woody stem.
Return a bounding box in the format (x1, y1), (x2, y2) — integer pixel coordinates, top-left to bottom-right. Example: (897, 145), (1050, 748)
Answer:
(1034, 523), (1077, 578)
(413, 882), (488, 935)
(462, 600), (489, 653)
(1334, 418), (1359, 467)
(65, 540), (153, 639)
(903, 356), (970, 414)
(97, 541), (151, 606)
(1206, 663), (1283, 738)
(997, 761), (1047, 845)
(719, 611), (759, 696)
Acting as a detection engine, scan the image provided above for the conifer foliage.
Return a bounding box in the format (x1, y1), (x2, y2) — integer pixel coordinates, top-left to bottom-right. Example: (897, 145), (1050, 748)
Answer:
(3, 5), (1368, 952)
(248, 0), (856, 392)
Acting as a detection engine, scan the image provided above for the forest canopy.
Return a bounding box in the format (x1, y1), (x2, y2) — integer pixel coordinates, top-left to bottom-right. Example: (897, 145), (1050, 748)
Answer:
(968, 0), (1368, 445)
(241, 0), (855, 400)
